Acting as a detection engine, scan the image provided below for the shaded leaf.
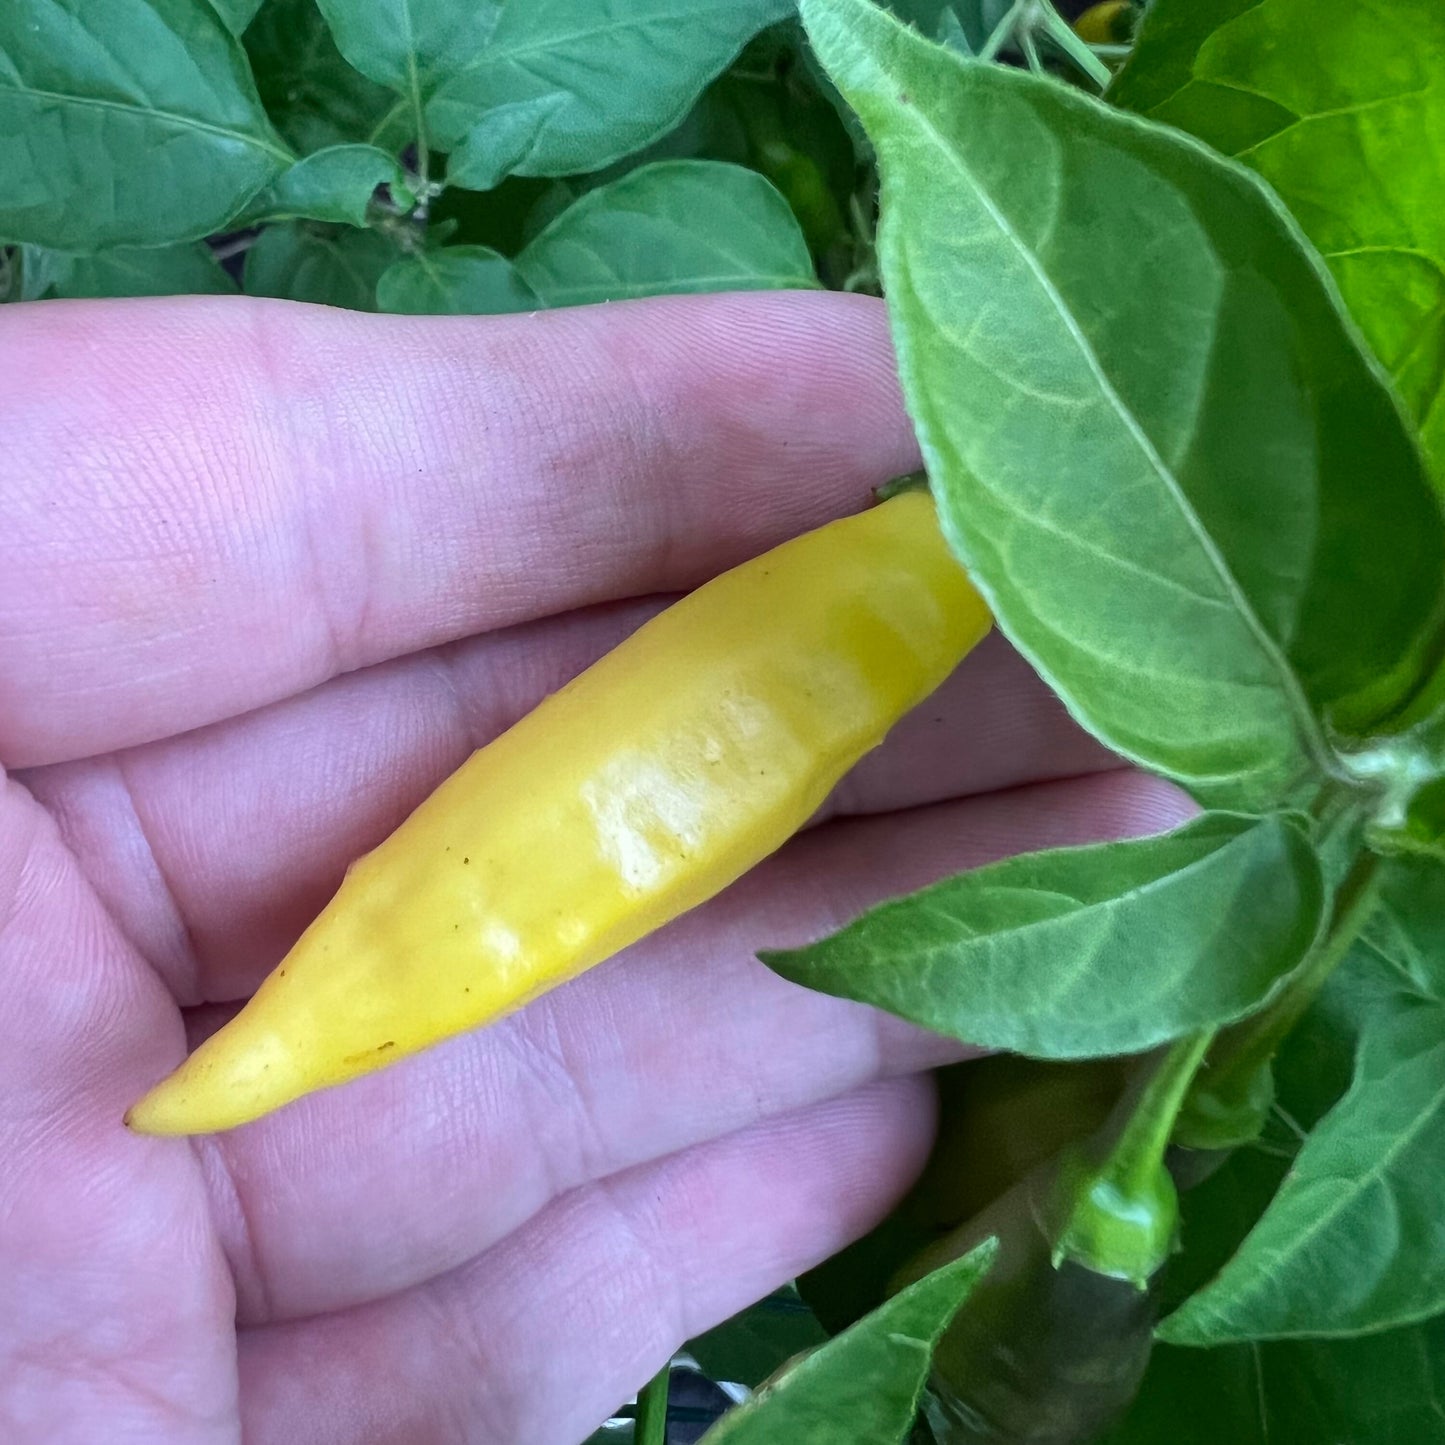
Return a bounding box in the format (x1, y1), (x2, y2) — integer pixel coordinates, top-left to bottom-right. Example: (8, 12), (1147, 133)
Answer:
(375, 245), (537, 314)
(1362, 854), (1445, 998)
(0, 0), (291, 249)
(763, 813), (1324, 1059)
(428, 0), (792, 191)
(209, 0), (265, 33)
(703, 1243), (996, 1444)
(40, 241), (236, 298)
(245, 0), (395, 154)
(516, 161), (816, 306)
(687, 1288), (828, 1390)
(1106, 1320), (1445, 1445)
(243, 221), (398, 309)
(801, 0), (1445, 810)
(1111, 0), (1445, 484)
(886, 0), (1011, 56)
(240, 143), (406, 225)
(1, 244), (69, 302)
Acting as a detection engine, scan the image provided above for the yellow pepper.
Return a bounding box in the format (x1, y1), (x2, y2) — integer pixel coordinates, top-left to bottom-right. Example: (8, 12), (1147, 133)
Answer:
(127, 490), (990, 1135)
(1073, 0), (1133, 45)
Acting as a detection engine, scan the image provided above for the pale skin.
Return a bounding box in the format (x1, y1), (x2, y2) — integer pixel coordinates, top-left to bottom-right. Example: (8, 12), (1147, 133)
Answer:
(0, 290), (1191, 1445)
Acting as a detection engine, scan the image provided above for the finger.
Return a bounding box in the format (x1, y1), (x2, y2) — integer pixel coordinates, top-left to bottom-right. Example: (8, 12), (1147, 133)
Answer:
(237, 1076), (936, 1445)
(0, 290), (918, 768)
(25, 619), (1113, 1006)
(0, 776), (235, 1443)
(194, 771), (1192, 1325)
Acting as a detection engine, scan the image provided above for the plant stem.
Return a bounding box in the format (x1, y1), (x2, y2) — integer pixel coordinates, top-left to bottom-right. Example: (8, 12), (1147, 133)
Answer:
(1197, 850), (1382, 1091)
(1019, 25), (1045, 76)
(978, 0), (1028, 63)
(1104, 1032), (1214, 1197)
(635, 1363), (670, 1445)
(1050, 1032), (1210, 1284)
(1034, 0), (1115, 89)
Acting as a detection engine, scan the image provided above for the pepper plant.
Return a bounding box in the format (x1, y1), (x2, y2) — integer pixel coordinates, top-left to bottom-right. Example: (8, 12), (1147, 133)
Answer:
(5, 0), (1445, 1440)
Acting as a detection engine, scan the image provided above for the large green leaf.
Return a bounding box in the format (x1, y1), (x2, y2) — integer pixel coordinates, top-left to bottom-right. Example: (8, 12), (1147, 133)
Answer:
(801, 0), (1445, 810)
(1105, 1319), (1445, 1445)
(240, 143), (406, 225)
(1110, 0), (1445, 485)
(375, 245), (537, 314)
(701, 1242), (996, 1444)
(311, 0), (498, 168)
(516, 161), (816, 306)
(245, 0), (395, 155)
(0, 0), (292, 250)
(428, 0), (793, 191)
(1162, 973), (1445, 1343)
(37, 241), (237, 298)
(243, 221), (399, 309)
(763, 813), (1325, 1059)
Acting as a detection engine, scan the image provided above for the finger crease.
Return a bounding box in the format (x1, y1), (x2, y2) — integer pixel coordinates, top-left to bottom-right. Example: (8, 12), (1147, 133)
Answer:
(196, 1133), (277, 1328)
(109, 755), (206, 1005)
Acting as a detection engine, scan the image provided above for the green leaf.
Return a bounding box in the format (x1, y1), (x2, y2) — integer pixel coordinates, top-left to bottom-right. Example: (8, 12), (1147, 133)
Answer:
(40, 241), (237, 298)
(1110, 0), (1445, 485)
(1362, 855), (1445, 998)
(311, 0), (498, 167)
(1105, 1319), (1445, 1445)
(240, 143), (406, 225)
(763, 813), (1325, 1059)
(428, 0), (793, 191)
(702, 1242), (996, 1444)
(245, 0), (395, 154)
(687, 1288), (829, 1390)
(243, 222), (399, 309)
(209, 0), (265, 33)
(515, 161), (816, 307)
(0, 0), (292, 250)
(1162, 969), (1445, 1343)
(1101, 1341), (1267, 1445)
(375, 245), (537, 314)
(886, 1), (1010, 56)
(312, 0), (495, 95)
(801, 0), (1445, 810)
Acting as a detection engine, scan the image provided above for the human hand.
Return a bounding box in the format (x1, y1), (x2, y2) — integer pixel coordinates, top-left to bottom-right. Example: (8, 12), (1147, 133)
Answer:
(0, 291), (1189, 1444)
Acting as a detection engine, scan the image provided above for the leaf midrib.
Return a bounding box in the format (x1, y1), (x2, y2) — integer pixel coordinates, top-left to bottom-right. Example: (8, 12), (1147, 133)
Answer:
(458, 1), (740, 75)
(899, 73), (1336, 781)
(2, 76), (291, 164)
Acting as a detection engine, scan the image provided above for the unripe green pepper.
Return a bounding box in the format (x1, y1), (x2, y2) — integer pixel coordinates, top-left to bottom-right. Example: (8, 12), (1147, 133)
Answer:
(799, 1055), (1126, 1336)
(893, 1156), (1165, 1445)
(889, 1036), (1209, 1444)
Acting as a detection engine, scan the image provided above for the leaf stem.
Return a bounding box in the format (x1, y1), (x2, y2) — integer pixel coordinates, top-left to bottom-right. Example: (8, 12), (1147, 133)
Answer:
(1019, 25), (1044, 76)
(978, 0), (1028, 63)
(1192, 850), (1382, 1097)
(1034, 1), (1115, 90)
(1051, 1032), (1211, 1285)
(635, 1363), (670, 1445)
(1106, 1032), (1214, 1198)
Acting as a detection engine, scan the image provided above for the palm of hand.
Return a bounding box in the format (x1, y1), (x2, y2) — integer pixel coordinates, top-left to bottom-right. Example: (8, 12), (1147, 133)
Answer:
(0, 292), (1184, 1445)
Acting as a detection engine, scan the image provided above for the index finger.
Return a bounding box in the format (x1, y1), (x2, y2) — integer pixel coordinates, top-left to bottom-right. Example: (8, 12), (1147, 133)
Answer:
(0, 290), (919, 768)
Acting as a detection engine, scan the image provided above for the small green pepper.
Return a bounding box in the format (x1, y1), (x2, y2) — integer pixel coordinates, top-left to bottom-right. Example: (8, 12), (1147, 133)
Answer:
(890, 1036), (1209, 1443)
